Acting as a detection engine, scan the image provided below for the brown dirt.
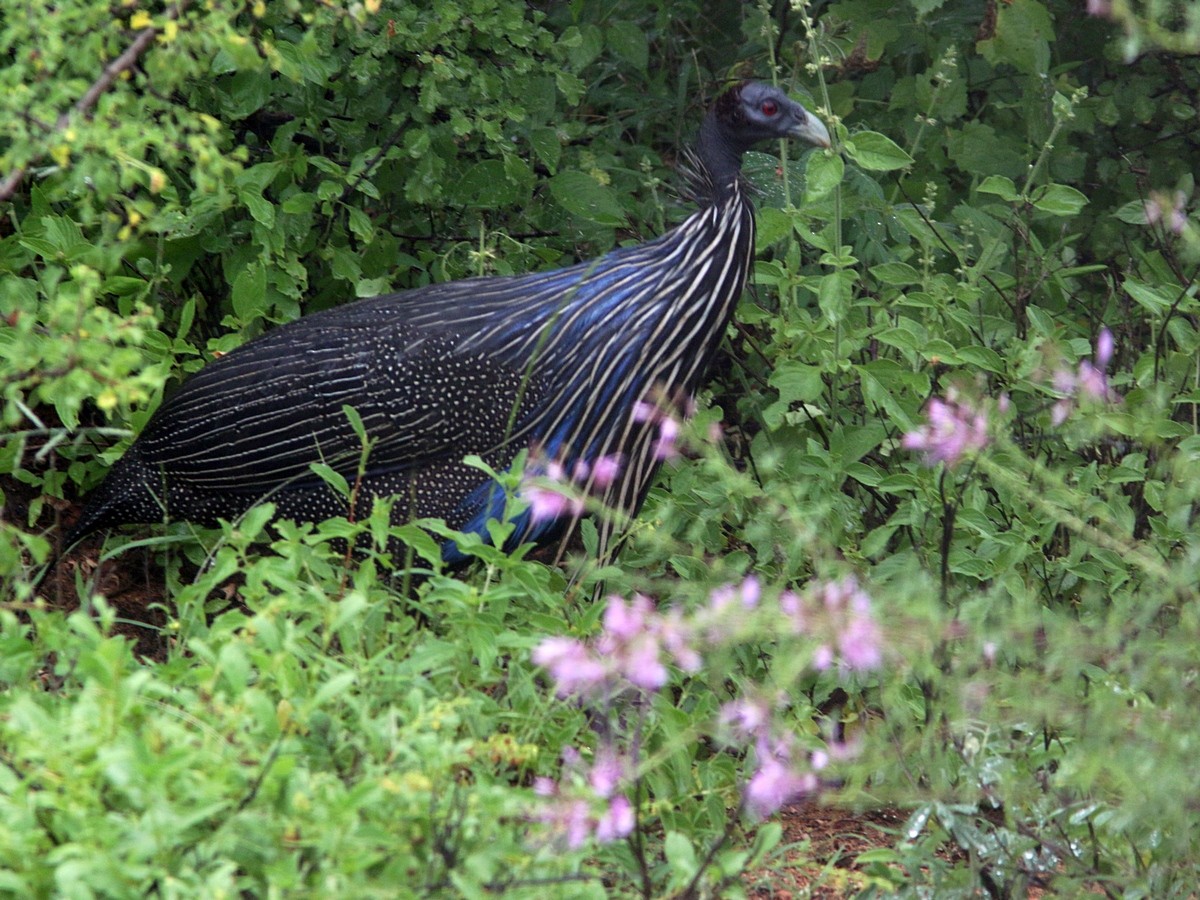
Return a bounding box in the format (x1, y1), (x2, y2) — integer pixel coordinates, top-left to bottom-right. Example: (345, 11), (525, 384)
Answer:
(745, 805), (911, 897)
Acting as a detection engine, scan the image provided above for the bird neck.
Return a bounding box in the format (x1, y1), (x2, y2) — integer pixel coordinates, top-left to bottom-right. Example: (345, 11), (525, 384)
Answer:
(695, 115), (746, 203)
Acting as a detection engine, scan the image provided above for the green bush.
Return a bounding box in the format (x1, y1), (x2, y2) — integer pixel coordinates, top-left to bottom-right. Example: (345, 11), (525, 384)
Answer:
(3, 0), (1199, 895)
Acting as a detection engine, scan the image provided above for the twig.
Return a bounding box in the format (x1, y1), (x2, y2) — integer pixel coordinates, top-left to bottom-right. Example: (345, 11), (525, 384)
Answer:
(0, 0), (193, 203)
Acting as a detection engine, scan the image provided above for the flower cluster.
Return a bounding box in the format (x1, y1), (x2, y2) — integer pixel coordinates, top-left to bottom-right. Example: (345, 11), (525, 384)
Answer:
(633, 398), (688, 461)
(1050, 328), (1120, 425)
(531, 576), (884, 835)
(532, 593), (700, 698)
(1144, 190), (1189, 235)
(902, 386), (994, 467)
(520, 453), (622, 523)
(531, 746), (635, 849)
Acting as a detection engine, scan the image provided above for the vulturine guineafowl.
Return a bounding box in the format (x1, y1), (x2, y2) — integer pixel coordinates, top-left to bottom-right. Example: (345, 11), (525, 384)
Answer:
(66, 81), (830, 566)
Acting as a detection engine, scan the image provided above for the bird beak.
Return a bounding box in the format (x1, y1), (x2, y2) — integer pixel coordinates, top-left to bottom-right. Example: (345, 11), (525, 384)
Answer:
(791, 112), (831, 149)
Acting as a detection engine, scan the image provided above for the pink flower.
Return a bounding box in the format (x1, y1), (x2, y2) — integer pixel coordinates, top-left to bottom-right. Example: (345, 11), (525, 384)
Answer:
(532, 637), (608, 698)
(595, 795), (635, 842)
(1048, 327), (1121, 424)
(740, 576), (761, 609)
(654, 415), (680, 460)
(619, 634), (668, 691)
(838, 609), (883, 671)
(779, 590), (805, 633)
(745, 750), (818, 818)
(902, 387), (990, 467)
(658, 609), (701, 672)
(588, 748), (626, 798)
(720, 697), (773, 742)
(590, 454), (622, 488)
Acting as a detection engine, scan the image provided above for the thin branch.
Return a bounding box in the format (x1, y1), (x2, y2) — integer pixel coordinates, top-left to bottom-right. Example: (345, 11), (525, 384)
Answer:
(0, 0), (193, 203)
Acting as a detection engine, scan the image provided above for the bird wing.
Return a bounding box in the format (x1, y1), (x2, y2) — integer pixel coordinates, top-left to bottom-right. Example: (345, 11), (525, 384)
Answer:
(135, 290), (541, 493)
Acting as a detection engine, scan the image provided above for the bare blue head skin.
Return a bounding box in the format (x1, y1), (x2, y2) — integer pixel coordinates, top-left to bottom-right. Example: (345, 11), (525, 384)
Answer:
(697, 81), (832, 192)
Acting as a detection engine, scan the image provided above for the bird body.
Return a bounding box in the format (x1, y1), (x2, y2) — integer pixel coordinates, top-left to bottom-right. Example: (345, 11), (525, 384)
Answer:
(67, 82), (830, 563)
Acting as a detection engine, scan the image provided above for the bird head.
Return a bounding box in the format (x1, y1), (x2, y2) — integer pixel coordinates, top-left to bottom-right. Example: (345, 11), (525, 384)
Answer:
(716, 81), (831, 151)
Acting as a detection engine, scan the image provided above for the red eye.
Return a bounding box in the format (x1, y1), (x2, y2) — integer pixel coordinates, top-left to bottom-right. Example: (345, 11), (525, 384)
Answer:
(761, 99), (778, 116)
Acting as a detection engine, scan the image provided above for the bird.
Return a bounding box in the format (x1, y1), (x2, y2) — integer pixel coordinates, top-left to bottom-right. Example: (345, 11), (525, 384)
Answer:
(64, 81), (831, 568)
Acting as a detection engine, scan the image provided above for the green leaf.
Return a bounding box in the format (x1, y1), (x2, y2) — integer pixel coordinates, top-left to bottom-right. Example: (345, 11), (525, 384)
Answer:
(548, 171), (626, 226)
(844, 131), (914, 171)
(309, 462), (349, 499)
(870, 262), (921, 285)
(241, 189), (275, 229)
(1113, 200), (1151, 225)
(977, 175), (1020, 202)
(664, 831), (698, 877)
(347, 206), (375, 242)
(606, 20), (648, 71)
(755, 207), (792, 249)
(1031, 184), (1088, 216)
(805, 152), (844, 201)
(231, 260), (267, 321)
(452, 160), (521, 209)
(817, 270), (856, 324)
(529, 127), (561, 173)
(1123, 278), (1172, 314)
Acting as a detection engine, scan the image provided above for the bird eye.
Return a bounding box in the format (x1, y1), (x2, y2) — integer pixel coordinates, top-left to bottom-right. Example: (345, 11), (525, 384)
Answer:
(760, 99), (779, 116)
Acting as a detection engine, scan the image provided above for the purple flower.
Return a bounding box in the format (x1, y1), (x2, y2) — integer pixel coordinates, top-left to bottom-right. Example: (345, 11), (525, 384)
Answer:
(1095, 327), (1114, 368)
(654, 415), (680, 461)
(595, 795), (635, 842)
(601, 594), (653, 642)
(588, 748), (626, 798)
(779, 590), (805, 633)
(531, 746), (637, 849)
(532, 637), (608, 698)
(740, 576), (761, 609)
(720, 697), (773, 742)
(590, 454), (622, 489)
(745, 748), (818, 818)
(658, 609), (701, 672)
(522, 459), (585, 523)
(812, 644), (834, 670)
(619, 634), (668, 691)
(902, 387), (990, 467)
(817, 576), (883, 672)
(530, 779), (594, 850)
(632, 395), (685, 461)
(1049, 327), (1121, 424)
(838, 609), (883, 671)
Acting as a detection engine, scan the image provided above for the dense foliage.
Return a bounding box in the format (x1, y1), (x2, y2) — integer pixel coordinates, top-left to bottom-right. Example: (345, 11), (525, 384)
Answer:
(2, 0), (1198, 895)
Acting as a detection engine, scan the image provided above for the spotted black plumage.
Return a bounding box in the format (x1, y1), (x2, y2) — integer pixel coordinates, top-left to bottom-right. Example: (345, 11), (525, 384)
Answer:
(67, 81), (830, 565)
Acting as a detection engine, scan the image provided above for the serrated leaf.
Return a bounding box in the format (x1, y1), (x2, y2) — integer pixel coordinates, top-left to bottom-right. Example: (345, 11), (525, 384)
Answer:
(845, 131), (913, 171)
(548, 170), (626, 226)
(452, 159), (520, 209)
(1032, 184), (1088, 216)
(817, 270), (856, 324)
(755, 207), (792, 249)
(805, 152), (843, 201)
(347, 206), (374, 242)
(606, 20), (648, 71)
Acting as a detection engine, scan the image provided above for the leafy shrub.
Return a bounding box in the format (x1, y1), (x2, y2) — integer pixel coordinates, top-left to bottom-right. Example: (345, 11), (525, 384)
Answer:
(2, 0), (1199, 895)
